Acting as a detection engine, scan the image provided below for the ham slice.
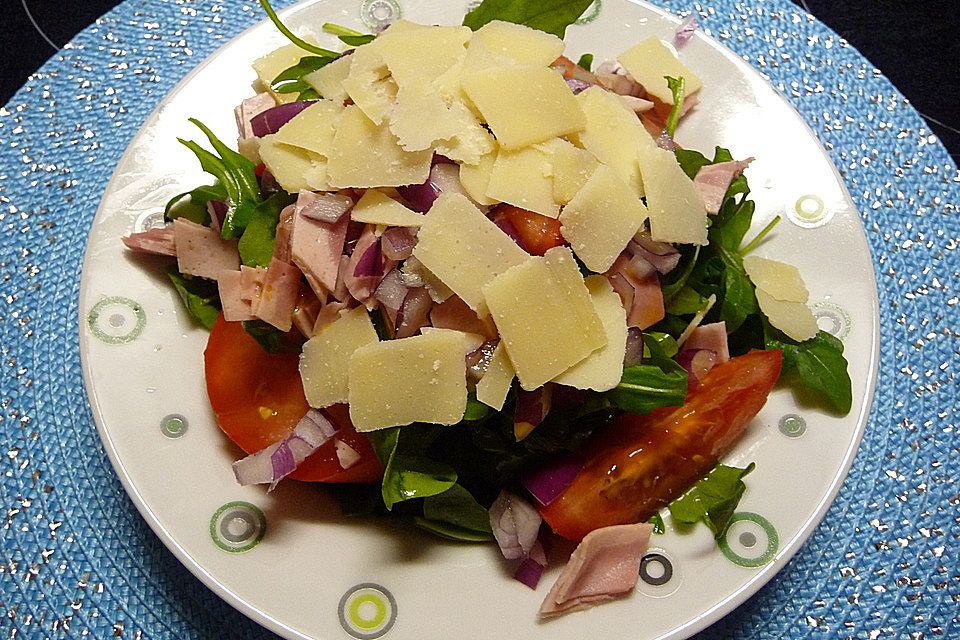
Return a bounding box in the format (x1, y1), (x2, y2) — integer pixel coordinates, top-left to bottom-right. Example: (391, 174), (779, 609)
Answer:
(312, 300), (348, 334)
(693, 158), (753, 214)
(251, 258), (301, 332)
(607, 253), (664, 329)
(173, 218), (240, 280)
(240, 265), (266, 302)
(292, 287), (322, 338)
(217, 270), (255, 322)
(679, 321), (730, 363)
(235, 92), (276, 140)
(430, 295), (497, 339)
(290, 200), (349, 300)
(273, 204), (297, 264)
(122, 225), (177, 256)
(539, 523), (653, 618)
(296, 190), (354, 224)
(629, 231), (681, 274)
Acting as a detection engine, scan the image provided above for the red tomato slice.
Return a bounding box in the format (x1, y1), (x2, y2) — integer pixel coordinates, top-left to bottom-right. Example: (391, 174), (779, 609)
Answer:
(497, 205), (566, 256)
(540, 349), (783, 540)
(204, 314), (381, 483)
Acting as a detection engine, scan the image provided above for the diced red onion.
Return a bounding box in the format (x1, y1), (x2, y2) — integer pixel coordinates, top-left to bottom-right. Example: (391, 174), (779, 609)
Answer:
(428, 163), (470, 199)
(249, 100), (318, 137)
(374, 268), (408, 314)
(522, 455), (582, 506)
(674, 16), (699, 49)
(515, 385), (553, 441)
(297, 191), (354, 224)
(565, 77), (592, 95)
(207, 200), (227, 234)
(235, 93), (276, 140)
(466, 339), (499, 379)
(622, 253), (658, 285)
(396, 179), (440, 213)
(513, 538), (548, 589)
(352, 237), (384, 278)
(259, 168), (281, 196)
(382, 227), (417, 261)
(394, 286), (432, 338)
(493, 215), (525, 249)
(629, 233), (681, 274)
(232, 409), (337, 491)
(675, 348), (717, 391)
(334, 439), (361, 470)
(396, 159), (467, 213)
(623, 327), (644, 367)
(489, 491), (542, 560)
(656, 129), (676, 151)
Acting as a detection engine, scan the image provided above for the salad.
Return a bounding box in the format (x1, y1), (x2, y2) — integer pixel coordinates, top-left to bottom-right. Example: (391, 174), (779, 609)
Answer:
(121, 0), (853, 618)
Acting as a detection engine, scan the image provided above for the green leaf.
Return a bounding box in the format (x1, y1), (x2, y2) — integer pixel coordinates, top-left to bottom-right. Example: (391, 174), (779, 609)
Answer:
(463, 0), (595, 38)
(241, 319), (302, 353)
(647, 512), (665, 535)
(675, 148), (712, 180)
(419, 484), (493, 541)
(642, 331), (679, 358)
(463, 395), (491, 421)
(576, 52), (594, 71)
(238, 192), (294, 267)
(668, 463), (755, 538)
(164, 182), (225, 224)
(764, 327), (853, 414)
(665, 285), (709, 316)
(715, 244), (758, 332)
(607, 335), (688, 416)
(322, 22), (377, 46)
(258, 0), (340, 56)
(368, 307), (392, 341)
(664, 75), (685, 137)
(368, 427), (458, 510)
(414, 517), (495, 542)
(272, 55), (337, 100)
(167, 268), (220, 330)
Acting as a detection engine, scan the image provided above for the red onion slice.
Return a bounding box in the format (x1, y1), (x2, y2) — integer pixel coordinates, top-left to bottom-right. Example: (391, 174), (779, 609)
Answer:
(489, 490), (542, 560)
(623, 327), (644, 367)
(394, 286), (433, 339)
(629, 233), (681, 274)
(207, 200), (228, 234)
(381, 227), (417, 261)
(297, 191), (354, 224)
(232, 409), (337, 491)
(250, 100), (318, 137)
(515, 385), (553, 441)
(513, 538), (549, 589)
(565, 77), (592, 95)
(374, 268), (408, 315)
(522, 455), (582, 507)
(674, 16), (699, 49)
(352, 237), (384, 278)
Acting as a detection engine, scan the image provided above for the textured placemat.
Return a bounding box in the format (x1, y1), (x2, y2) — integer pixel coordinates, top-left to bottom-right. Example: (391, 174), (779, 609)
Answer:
(1, 0), (957, 638)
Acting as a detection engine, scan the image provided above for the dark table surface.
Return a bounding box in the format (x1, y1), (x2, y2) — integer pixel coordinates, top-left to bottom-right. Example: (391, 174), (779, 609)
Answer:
(3, 0), (958, 160)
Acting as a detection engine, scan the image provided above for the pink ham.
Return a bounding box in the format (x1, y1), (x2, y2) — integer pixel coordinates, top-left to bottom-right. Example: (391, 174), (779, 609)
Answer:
(251, 258), (301, 332)
(607, 253), (664, 329)
(430, 295), (497, 339)
(629, 231), (681, 274)
(313, 300), (348, 334)
(539, 523), (653, 618)
(217, 270), (255, 322)
(122, 225), (177, 256)
(290, 199), (349, 300)
(679, 321), (730, 363)
(273, 204), (297, 264)
(234, 92), (276, 140)
(173, 218), (240, 280)
(240, 265), (266, 303)
(693, 158), (753, 214)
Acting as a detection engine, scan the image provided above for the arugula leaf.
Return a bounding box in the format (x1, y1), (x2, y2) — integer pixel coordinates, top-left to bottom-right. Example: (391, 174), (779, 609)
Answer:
(463, 0), (595, 38)
(715, 244), (758, 332)
(463, 394), (491, 421)
(271, 55), (335, 100)
(178, 119), (262, 239)
(642, 331), (679, 358)
(369, 426), (458, 510)
(668, 463), (755, 538)
(665, 285), (709, 316)
(164, 183), (224, 224)
(415, 484), (493, 541)
(167, 268), (220, 330)
(576, 53), (594, 71)
(322, 23), (376, 46)
(764, 326), (852, 414)
(661, 245), (700, 304)
(237, 192), (294, 267)
(664, 75), (686, 137)
(241, 319), (302, 353)
(258, 0), (340, 57)
(368, 307), (392, 341)
(607, 335), (688, 416)
(647, 512), (665, 535)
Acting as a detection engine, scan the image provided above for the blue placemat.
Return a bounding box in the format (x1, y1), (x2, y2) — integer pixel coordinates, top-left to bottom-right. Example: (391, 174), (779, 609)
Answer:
(1, 0), (957, 638)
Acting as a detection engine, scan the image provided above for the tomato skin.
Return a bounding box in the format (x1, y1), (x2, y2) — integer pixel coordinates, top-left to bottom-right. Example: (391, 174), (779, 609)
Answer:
(498, 205), (566, 256)
(204, 314), (381, 483)
(540, 349), (783, 540)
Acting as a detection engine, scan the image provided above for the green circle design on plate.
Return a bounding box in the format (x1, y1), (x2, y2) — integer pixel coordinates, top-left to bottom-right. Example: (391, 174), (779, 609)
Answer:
(787, 193), (834, 228)
(360, 0), (401, 30)
(338, 584), (397, 639)
(719, 512), (779, 568)
(812, 301), (852, 340)
(575, 0), (603, 24)
(209, 502), (266, 553)
(161, 414), (188, 439)
(778, 413), (806, 438)
(87, 296), (146, 345)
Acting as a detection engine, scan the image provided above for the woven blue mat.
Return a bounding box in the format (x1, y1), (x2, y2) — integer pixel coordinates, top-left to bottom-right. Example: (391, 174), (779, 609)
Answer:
(1, 0), (957, 638)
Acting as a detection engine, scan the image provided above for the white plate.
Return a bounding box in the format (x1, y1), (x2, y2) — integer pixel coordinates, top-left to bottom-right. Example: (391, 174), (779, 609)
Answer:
(79, 1), (880, 638)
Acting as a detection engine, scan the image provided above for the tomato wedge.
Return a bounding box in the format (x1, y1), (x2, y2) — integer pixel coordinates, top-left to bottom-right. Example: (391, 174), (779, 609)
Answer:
(204, 314), (381, 483)
(497, 205), (566, 256)
(540, 349), (782, 540)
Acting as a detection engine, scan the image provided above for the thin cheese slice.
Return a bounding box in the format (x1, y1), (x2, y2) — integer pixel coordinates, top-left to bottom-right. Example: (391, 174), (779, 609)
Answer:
(348, 332), (467, 430)
(483, 246), (606, 390)
(536, 138), (599, 204)
(351, 189), (425, 227)
(742, 256), (810, 302)
(253, 42), (320, 102)
(303, 55), (351, 103)
(273, 99), (343, 157)
(377, 24), (471, 88)
(486, 146), (559, 218)
(459, 151), (499, 205)
(476, 342), (515, 410)
(420, 327), (486, 355)
(299, 306), (379, 408)
(389, 85), (475, 152)
(571, 86), (656, 196)
(341, 46), (396, 125)
(756, 289), (818, 342)
(413, 192), (529, 311)
(433, 109), (498, 166)
(618, 37), (703, 104)
(560, 165), (648, 272)
(461, 65), (586, 149)
(259, 135), (328, 193)
(472, 21), (565, 67)
(327, 105), (432, 188)
(641, 147), (708, 245)
(553, 276), (627, 391)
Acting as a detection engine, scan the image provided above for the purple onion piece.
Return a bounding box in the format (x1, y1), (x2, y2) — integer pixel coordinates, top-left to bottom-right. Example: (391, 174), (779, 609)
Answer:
(494, 216), (525, 250)
(515, 385), (552, 440)
(352, 237), (384, 278)
(673, 16), (699, 49)
(522, 455), (583, 507)
(489, 490), (542, 560)
(466, 339), (499, 379)
(513, 555), (546, 590)
(249, 100), (318, 137)
(374, 268), (408, 313)
(656, 129), (677, 152)
(207, 200), (228, 234)
(628, 239), (681, 275)
(382, 227), (417, 261)
(565, 77), (592, 94)
(675, 348), (718, 391)
(297, 192), (354, 224)
(624, 327), (644, 367)
(259, 168), (281, 197)
(334, 439), (361, 470)
(394, 287), (432, 339)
